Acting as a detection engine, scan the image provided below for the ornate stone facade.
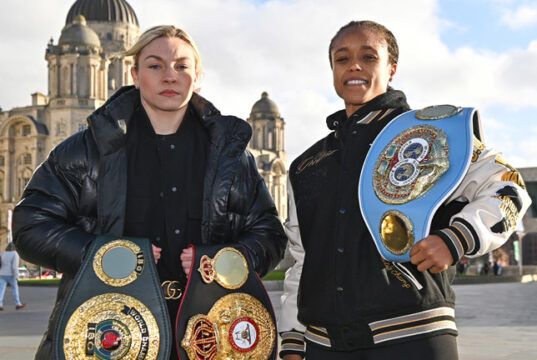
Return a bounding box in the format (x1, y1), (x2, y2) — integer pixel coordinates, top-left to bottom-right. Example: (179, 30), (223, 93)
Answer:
(247, 92), (287, 221)
(0, 0), (287, 253)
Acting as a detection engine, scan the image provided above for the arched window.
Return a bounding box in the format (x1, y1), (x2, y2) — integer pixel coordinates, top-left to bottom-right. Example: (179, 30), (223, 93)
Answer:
(257, 128), (262, 149)
(268, 131), (273, 149)
(0, 171), (4, 199)
(62, 66), (70, 95)
(23, 154), (32, 165)
(18, 168), (33, 197)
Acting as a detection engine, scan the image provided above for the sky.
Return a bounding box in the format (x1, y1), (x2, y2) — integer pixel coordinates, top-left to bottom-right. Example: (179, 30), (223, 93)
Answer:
(1, 0), (536, 167)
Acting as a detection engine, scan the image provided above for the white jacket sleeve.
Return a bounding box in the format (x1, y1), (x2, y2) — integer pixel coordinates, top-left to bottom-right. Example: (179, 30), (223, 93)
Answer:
(278, 180), (306, 357)
(433, 137), (531, 261)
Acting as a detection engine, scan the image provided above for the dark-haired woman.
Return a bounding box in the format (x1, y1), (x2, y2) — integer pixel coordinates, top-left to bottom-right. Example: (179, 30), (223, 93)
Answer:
(279, 20), (530, 360)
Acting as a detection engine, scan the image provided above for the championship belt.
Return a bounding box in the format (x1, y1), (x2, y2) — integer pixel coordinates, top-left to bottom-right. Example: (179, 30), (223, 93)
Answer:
(177, 245), (277, 360)
(359, 105), (477, 262)
(53, 236), (171, 360)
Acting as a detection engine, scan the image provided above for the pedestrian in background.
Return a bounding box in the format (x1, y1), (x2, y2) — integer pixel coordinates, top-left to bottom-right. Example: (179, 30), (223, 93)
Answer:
(0, 242), (25, 310)
(481, 261), (490, 275)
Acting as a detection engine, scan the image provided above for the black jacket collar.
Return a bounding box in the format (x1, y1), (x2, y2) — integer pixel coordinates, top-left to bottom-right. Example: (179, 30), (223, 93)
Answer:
(88, 86), (251, 156)
(326, 89), (410, 130)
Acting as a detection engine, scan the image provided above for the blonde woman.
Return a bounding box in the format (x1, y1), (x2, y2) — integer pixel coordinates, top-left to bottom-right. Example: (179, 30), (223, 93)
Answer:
(13, 25), (285, 359)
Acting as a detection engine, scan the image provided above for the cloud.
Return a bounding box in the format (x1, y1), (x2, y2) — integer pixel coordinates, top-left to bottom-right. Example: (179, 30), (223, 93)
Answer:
(0, 0), (71, 108)
(1, 0), (536, 165)
(512, 135), (537, 167)
(129, 0), (537, 163)
(500, 2), (537, 29)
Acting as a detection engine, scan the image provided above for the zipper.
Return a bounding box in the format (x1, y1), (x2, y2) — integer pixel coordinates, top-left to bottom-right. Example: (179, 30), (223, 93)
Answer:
(393, 262), (423, 290)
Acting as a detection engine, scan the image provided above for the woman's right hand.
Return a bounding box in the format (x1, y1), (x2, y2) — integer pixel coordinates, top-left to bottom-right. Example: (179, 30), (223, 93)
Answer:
(180, 247), (193, 275)
(152, 244), (162, 263)
(282, 355), (303, 360)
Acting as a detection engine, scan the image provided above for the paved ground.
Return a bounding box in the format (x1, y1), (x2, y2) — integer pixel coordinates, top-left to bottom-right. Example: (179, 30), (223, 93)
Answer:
(1, 282), (536, 359)
(454, 282), (537, 360)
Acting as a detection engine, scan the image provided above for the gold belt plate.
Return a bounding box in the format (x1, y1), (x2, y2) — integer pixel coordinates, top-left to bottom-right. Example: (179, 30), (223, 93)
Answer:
(181, 293), (275, 360)
(198, 247), (248, 290)
(63, 293), (160, 360)
(373, 124), (449, 205)
(93, 240), (145, 287)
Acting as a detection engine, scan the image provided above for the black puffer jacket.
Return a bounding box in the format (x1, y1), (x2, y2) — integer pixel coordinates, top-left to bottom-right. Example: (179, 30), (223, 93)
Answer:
(12, 86), (286, 359)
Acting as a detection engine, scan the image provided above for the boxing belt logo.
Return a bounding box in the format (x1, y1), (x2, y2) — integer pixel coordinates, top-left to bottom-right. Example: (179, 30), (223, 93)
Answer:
(178, 246), (277, 360)
(359, 105), (476, 262)
(181, 293), (275, 360)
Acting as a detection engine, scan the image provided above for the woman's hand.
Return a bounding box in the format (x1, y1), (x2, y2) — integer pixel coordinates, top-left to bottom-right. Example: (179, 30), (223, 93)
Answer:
(410, 235), (453, 273)
(282, 355), (303, 360)
(180, 247), (193, 275)
(152, 244), (162, 264)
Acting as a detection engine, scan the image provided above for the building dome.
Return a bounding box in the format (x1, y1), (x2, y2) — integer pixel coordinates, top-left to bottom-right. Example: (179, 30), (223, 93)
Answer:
(66, 0), (139, 26)
(58, 15), (101, 47)
(251, 92), (280, 118)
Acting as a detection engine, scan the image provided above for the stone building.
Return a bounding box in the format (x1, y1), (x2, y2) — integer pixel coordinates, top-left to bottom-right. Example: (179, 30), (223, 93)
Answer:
(0, 0), (287, 254)
(518, 167), (537, 265)
(247, 92), (287, 221)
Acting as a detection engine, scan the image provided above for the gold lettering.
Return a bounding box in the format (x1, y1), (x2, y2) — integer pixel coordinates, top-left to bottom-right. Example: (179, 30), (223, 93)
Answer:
(296, 150), (338, 174)
(382, 259), (410, 288)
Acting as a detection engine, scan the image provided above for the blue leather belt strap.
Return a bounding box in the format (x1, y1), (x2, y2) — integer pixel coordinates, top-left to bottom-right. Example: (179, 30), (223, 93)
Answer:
(359, 106), (475, 262)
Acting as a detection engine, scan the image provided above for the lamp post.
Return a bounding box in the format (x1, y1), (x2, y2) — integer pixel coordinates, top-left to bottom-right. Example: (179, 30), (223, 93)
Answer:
(515, 219), (526, 277)
(518, 234), (524, 277)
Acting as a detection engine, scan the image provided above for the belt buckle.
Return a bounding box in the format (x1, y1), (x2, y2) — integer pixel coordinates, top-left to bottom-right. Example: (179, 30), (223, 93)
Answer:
(161, 280), (183, 300)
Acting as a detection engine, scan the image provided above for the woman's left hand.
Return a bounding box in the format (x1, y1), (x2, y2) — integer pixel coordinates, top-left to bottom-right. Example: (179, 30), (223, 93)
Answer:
(180, 247), (193, 275)
(409, 235), (453, 273)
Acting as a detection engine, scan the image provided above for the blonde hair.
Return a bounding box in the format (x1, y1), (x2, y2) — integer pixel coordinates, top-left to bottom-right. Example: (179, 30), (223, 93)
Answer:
(124, 25), (202, 74)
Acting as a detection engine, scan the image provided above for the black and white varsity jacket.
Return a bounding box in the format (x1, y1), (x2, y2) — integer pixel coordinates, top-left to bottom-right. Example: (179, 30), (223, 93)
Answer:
(278, 90), (531, 357)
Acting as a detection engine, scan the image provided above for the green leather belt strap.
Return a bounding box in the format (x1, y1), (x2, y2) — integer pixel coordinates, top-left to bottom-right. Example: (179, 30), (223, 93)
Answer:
(53, 235), (171, 360)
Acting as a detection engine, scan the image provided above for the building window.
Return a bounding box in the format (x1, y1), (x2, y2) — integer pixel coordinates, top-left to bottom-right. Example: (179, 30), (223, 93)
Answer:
(23, 154), (32, 165)
(56, 121), (66, 136)
(257, 128), (262, 148)
(18, 177), (29, 197)
(17, 169), (33, 197)
(0, 156), (4, 166)
(526, 182), (537, 218)
(22, 125), (31, 136)
(267, 131), (273, 149)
